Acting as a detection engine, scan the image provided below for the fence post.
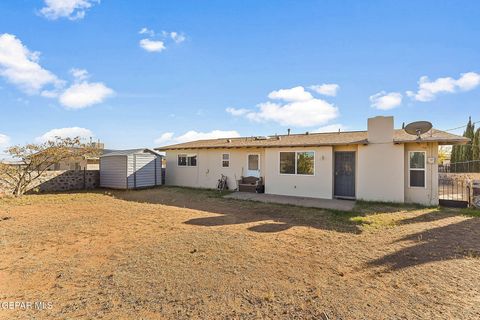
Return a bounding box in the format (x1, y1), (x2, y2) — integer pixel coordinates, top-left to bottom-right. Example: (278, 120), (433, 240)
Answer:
(83, 168), (86, 190)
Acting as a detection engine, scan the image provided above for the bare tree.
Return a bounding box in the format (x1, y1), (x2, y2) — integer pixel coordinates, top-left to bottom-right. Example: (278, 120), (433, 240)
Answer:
(0, 137), (99, 197)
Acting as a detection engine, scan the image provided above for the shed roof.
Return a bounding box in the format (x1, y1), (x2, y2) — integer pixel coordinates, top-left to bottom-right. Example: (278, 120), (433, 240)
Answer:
(101, 148), (162, 157)
(155, 129), (468, 151)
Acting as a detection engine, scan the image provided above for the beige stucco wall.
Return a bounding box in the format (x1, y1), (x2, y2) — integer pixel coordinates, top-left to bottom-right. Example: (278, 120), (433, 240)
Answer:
(367, 116), (394, 143)
(263, 147), (333, 198)
(165, 148), (265, 190)
(404, 142), (439, 206)
(357, 143), (405, 203)
(164, 141), (440, 206)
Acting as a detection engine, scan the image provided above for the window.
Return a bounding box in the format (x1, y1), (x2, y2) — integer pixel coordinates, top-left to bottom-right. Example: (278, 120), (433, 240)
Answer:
(409, 151), (426, 187)
(280, 152), (295, 174)
(248, 154), (259, 171)
(188, 155), (197, 166)
(222, 154), (230, 167)
(297, 152), (314, 175)
(279, 151), (314, 175)
(178, 154), (187, 166)
(178, 154), (197, 167)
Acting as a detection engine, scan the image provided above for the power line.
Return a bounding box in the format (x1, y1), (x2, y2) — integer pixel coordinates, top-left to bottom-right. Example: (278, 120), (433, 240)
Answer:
(443, 120), (480, 132)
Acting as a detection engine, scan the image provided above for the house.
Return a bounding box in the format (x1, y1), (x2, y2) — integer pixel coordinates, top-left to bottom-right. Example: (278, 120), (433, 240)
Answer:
(99, 149), (163, 189)
(44, 155), (101, 171)
(42, 142), (111, 171)
(155, 116), (468, 206)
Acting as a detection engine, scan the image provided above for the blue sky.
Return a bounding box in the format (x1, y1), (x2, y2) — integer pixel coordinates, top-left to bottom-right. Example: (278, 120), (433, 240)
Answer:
(1, 0), (479, 155)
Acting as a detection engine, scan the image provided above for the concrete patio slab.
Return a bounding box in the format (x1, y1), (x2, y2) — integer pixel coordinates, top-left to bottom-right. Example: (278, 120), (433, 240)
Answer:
(224, 192), (355, 211)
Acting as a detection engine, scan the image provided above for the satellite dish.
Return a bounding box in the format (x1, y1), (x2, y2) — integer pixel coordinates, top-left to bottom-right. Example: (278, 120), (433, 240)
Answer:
(404, 121), (432, 139)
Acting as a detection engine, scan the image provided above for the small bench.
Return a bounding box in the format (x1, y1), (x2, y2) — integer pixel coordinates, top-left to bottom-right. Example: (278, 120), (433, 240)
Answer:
(238, 176), (264, 193)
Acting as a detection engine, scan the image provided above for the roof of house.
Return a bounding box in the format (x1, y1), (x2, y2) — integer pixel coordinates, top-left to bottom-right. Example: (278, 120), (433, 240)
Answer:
(155, 129), (469, 151)
(101, 148), (162, 157)
(0, 159), (26, 165)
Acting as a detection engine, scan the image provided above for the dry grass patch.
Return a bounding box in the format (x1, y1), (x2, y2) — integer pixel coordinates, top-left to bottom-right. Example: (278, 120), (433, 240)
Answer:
(0, 187), (479, 319)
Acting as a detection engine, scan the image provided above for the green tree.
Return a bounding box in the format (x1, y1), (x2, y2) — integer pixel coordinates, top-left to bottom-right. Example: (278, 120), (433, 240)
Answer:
(473, 128), (480, 171)
(462, 117), (475, 163)
(451, 144), (459, 172)
(449, 117), (475, 172)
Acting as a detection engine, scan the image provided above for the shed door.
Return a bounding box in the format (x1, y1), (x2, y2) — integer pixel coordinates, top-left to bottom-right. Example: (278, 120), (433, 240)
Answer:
(132, 154), (157, 188)
(334, 152), (355, 198)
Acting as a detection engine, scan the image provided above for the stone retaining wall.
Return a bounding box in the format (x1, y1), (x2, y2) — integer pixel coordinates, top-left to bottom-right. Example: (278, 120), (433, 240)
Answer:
(0, 170), (99, 195)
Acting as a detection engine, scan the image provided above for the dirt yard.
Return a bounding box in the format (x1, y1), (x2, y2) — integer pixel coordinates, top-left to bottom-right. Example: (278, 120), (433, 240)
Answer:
(0, 187), (479, 319)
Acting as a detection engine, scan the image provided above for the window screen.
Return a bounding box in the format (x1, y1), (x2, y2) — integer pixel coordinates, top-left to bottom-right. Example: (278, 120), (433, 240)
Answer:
(410, 170), (425, 187)
(280, 151), (314, 175)
(187, 155), (197, 166)
(178, 154), (187, 166)
(280, 152), (295, 174)
(409, 151), (425, 187)
(409, 152), (425, 169)
(297, 152), (314, 175)
(248, 154), (259, 170)
(222, 154), (230, 167)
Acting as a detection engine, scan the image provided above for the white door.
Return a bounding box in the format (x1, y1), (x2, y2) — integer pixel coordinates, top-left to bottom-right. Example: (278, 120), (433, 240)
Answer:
(246, 154), (260, 177)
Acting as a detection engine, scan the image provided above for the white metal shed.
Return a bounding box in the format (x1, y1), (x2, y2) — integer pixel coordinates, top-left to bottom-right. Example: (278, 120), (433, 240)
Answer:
(100, 149), (163, 189)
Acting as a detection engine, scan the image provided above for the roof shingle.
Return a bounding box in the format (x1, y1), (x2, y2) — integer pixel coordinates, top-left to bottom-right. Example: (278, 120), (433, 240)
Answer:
(155, 129), (468, 151)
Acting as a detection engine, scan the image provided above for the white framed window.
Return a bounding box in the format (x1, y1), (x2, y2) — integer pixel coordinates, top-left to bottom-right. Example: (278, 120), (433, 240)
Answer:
(409, 151), (426, 188)
(178, 154), (197, 167)
(222, 153), (230, 168)
(279, 151), (315, 176)
(248, 154), (259, 171)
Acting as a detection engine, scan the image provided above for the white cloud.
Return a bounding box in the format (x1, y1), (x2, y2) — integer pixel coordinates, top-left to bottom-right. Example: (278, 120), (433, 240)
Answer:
(139, 39), (166, 52)
(247, 100), (338, 127)
(226, 107), (249, 116)
(40, 89), (61, 98)
(455, 72), (480, 90)
(309, 83), (340, 97)
(59, 81), (114, 109)
(0, 133), (10, 147)
(314, 124), (348, 133)
(154, 132), (175, 145)
(39, 0), (99, 20)
(407, 72), (480, 102)
(139, 28), (186, 52)
(139, 27), (155, 37)
(169, 32), (186, 44)
(268, 86), (313, 102)
(0, 33), (62, 94)
(369, 91), (403, 110)
(58, 68), (113, 108)
(35, 127), (94, 142)
(70, 68), (89, 81)
(0, 34), (113, 109)
(155, 130), (241, 145)
(227, 86), (339, 127)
